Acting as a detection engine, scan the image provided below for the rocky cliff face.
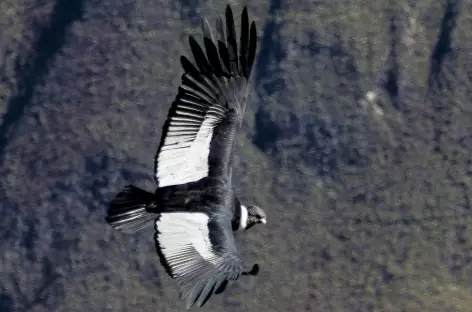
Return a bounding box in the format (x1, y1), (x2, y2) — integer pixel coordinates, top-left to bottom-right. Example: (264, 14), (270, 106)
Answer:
(1, 1), (471, 311)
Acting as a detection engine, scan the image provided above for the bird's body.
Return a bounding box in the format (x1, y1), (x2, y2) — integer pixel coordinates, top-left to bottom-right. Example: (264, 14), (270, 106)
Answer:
(106, 5), (266, 310)
(150, 177), (243, 229)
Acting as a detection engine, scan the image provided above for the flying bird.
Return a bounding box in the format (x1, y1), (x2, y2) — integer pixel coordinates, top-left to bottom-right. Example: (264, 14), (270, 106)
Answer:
(106, 5), (266, 310)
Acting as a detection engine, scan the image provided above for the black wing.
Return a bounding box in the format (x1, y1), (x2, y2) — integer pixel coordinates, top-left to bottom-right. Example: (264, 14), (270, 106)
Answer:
(154, 212), (249, 309)
(154, 5), (257, 188)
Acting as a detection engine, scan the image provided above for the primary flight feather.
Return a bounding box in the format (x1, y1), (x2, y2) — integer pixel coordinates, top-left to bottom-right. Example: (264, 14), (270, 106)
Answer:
(105, 5), (266, 310)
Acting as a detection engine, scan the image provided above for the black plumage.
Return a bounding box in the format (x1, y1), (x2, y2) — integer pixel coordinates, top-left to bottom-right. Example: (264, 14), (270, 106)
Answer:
(105, 5), (266, 310)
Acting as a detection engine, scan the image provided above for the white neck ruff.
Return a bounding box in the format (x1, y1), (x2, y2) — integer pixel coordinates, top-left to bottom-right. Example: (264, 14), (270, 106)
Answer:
(239, 205), (248, 231)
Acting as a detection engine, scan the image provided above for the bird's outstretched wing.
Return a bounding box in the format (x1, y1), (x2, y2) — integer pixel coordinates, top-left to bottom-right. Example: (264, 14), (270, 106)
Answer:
(154, 212), (253, 309)
(154, 5), (257, 188)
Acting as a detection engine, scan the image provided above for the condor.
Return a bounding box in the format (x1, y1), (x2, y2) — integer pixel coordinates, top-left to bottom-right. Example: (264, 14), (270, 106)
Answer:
(106, 5), (266, 310)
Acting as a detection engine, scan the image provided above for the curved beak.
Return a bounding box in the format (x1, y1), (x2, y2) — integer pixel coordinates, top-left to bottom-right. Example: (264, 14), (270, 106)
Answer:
(260, 218), (267, 224)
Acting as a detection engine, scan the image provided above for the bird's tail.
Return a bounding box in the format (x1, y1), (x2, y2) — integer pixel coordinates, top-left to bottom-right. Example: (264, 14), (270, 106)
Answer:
(106, 185), (157, 233)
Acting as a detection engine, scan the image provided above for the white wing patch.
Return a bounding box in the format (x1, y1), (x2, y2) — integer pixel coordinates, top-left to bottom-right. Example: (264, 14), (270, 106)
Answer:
(157, 212), (223, 276)
(155, 211), (246, 309)
(156, 103), (226, 188)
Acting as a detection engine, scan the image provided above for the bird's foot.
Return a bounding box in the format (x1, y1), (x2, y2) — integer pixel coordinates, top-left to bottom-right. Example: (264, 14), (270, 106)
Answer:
(243, 264), (259, 276)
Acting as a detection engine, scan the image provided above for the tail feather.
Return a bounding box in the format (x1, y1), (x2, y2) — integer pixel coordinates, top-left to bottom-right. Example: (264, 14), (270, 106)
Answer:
(106, 185), (157, 233)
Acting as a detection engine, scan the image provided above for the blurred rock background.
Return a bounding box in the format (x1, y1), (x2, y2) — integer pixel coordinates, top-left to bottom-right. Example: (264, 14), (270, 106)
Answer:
(1, 0), (471, 311)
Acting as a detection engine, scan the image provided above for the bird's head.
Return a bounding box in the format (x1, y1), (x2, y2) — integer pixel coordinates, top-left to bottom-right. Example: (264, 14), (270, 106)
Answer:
(245, 205), (266, 230)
